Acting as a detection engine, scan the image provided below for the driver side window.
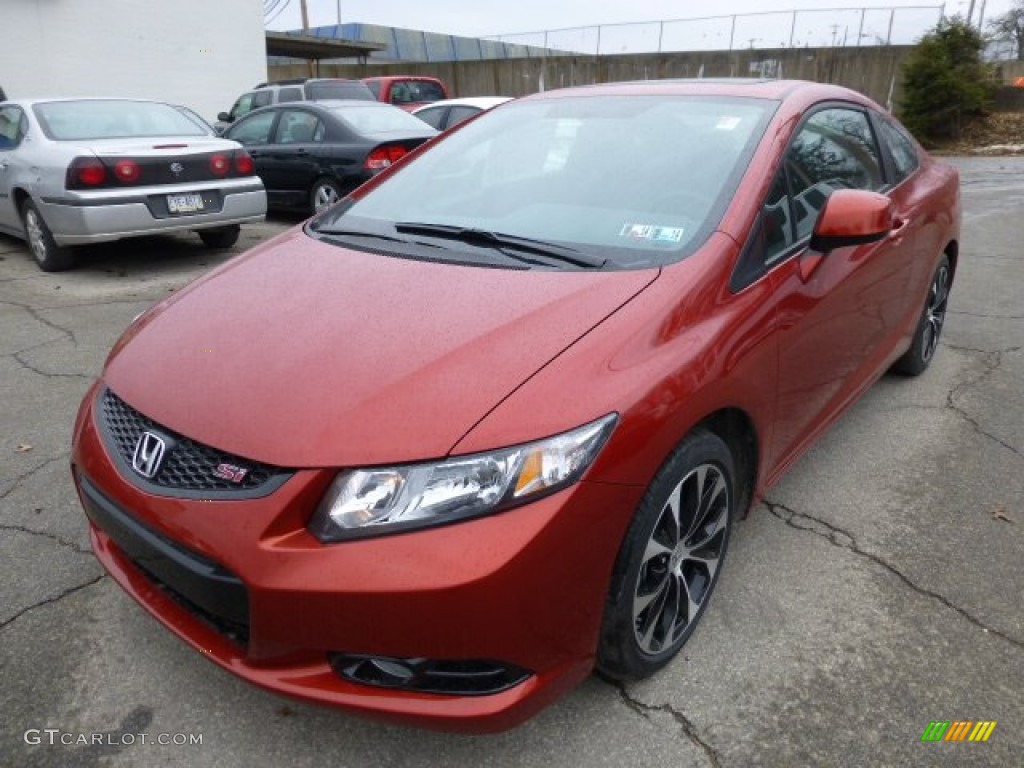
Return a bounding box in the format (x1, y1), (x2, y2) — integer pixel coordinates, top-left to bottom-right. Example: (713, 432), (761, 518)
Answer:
(787, 108), (884, 241)
(732, 105), (886, 291)
(229, 111), (276, 146)
(231, 93), (255, 121)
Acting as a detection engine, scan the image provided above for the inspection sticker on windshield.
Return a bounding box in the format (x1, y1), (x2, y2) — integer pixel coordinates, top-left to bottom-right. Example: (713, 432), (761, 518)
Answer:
(716, 116), (742, 131)
(620, 224), (685, 243)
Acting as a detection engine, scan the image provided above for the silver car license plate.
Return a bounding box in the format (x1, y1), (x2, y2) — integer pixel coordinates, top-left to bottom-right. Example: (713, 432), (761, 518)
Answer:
(167, 193), (204, 214)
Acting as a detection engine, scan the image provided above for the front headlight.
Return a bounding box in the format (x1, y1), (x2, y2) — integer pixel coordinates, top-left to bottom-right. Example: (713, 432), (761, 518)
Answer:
(308, 414), (618, 542)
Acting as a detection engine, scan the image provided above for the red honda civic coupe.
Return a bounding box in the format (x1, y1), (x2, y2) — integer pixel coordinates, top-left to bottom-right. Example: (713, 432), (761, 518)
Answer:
(71, 80), (959, 732)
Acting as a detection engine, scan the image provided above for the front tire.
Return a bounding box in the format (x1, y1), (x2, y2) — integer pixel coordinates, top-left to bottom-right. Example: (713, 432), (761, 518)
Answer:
(309, 177), (343, 214)
(21, 199), (75, 272)
(893, 254), (951, 376)
(598, 430), (735, 681)
(198, 225), (240, 249)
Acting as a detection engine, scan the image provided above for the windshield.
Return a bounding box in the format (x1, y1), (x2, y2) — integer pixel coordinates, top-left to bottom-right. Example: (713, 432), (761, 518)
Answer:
(316, 94), (775, 269)
(33, 100), (209, 140)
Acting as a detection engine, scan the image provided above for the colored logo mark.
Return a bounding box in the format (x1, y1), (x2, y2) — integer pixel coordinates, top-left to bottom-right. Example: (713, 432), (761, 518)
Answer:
(920, 721), (996, 742)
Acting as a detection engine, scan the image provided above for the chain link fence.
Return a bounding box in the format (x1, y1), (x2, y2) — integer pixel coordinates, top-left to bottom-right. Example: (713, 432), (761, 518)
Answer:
(488, 6), (945, 55)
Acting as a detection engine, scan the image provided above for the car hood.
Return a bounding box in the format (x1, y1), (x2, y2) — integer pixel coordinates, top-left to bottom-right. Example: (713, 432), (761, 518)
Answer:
(104, 230), (658, 468)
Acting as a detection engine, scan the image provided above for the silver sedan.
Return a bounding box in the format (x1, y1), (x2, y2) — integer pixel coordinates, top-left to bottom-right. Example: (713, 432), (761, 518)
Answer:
(0, 98), (267, 271)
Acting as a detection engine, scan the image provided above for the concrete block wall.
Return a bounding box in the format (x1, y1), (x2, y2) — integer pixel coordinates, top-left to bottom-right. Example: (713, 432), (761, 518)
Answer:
(272, 46), (915, 110)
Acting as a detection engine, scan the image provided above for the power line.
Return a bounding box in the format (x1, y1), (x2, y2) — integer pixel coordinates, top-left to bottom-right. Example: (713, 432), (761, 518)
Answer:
(265, 0), (293, 26)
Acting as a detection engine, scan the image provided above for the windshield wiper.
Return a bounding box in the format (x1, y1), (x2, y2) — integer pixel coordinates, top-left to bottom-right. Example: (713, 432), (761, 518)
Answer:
(312, 227), (411, 244)
(394, 222), (606, 269)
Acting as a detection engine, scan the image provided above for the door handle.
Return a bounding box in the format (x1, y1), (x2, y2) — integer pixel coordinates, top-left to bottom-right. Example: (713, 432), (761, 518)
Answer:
(889, 216), (910, 240)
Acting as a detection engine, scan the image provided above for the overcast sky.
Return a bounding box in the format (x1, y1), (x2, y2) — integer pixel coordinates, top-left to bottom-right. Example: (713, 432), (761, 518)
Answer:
(267, 0), (1015, 37)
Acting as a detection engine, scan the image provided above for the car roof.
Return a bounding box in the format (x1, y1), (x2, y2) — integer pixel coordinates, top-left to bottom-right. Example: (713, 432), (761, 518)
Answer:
(4, 97), (176, 108)
(362, 75), (444, 83)
(252, 99), (397, 111)
(236, 99), (407, 121)
(521, 79), (878, 110)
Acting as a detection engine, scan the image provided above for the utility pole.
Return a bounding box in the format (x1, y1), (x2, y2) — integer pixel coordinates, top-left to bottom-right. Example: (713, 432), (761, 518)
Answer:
(966, 0), (976, 27)
(300, 0), (311, 78)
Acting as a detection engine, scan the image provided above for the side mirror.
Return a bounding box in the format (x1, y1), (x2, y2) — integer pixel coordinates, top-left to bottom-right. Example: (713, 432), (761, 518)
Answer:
(217, 112), (232, 123)
(809, 189), (893, 253)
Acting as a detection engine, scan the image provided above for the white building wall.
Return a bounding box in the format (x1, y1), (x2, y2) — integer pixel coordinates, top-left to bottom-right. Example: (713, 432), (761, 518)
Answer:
(0, 0), (267, 122)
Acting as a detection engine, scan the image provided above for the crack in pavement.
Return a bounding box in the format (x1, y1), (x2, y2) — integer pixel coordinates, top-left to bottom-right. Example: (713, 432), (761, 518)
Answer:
(0, 297), (79, 346)
(945, 345), (1023, 460)
(763, 501), (1024, 651)
(948, 309), (1024, 320)
(0, 573), (105, 632)
(21, 297), (155, 311)
(609, 680), (723, 768)
(0, 453), (70, 500)
(10, 350), (92, 380)
(877, 345), (1023, 460)
(0, 523), (91, 555)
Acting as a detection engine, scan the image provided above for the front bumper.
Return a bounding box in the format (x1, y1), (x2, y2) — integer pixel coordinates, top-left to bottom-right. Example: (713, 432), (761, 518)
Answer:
(40, 179), (266, 245)
(71, 382), (642, 732)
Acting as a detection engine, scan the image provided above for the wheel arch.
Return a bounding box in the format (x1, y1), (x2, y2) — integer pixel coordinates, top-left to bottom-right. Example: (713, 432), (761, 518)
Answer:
(693, 407), (759, 520)
(12, 186), (32, 215)
(943, 239), (958, 285)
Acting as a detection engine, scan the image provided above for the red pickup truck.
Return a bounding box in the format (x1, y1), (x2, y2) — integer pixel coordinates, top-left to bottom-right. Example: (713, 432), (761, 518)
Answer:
(362, 76), (449, 112)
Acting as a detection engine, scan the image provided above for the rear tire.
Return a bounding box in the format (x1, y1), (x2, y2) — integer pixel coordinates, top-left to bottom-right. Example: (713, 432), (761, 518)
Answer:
(198, 225), (240, 249)
(893, 254), (951, 376)
(21, 199), (75, 272)
(597, 430), (735, 681)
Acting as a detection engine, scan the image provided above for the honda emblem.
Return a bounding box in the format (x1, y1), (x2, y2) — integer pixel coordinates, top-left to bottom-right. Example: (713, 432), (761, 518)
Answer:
(132, 432), (166, 479)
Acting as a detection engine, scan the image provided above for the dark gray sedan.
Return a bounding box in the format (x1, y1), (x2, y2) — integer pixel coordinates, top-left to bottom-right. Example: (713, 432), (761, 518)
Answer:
(224, 100), (437, 214)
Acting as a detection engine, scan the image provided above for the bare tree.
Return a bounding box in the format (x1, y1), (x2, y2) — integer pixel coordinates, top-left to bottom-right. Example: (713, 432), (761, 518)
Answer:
(988, 1), (1024, 60)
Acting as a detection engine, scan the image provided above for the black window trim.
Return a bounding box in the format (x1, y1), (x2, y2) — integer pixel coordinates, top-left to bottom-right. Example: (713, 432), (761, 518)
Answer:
(730, 99), (891, 294)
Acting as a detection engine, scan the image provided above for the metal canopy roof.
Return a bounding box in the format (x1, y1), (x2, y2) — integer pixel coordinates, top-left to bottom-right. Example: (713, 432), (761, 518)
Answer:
(265, 31), (384, 60)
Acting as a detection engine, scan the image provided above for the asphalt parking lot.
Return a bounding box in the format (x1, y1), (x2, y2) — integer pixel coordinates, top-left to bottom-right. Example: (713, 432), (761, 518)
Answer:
(2, 158), (1021, 768)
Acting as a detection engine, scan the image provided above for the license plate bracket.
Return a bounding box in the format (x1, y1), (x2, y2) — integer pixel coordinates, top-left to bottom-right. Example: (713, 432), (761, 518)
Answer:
(167, 193), (205, 214)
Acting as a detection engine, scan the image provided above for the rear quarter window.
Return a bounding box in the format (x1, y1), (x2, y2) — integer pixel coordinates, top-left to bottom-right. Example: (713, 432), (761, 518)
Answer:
(414, 106), (446, 130)
(447, 105), (481, 128)
(878, 117), (920, 184)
